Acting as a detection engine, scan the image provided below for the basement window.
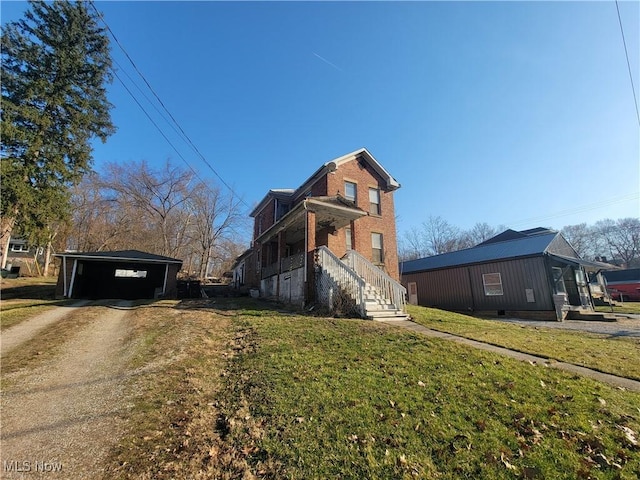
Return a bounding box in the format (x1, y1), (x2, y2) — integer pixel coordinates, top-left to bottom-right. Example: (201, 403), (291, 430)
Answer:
(482, 273), (503, 296)
(115, 269), (148, 278)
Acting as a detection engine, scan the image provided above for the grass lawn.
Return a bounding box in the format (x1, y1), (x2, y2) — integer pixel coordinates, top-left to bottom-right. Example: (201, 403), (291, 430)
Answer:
(0, 276), (61, 328)
(408, 305), (640, 382)
(596, 303), (640, 315)
(107, 298), (640, 480)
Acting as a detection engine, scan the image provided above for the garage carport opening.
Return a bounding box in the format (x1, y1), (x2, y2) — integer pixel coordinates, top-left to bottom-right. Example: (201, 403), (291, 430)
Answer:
(55, 250), (183, 300)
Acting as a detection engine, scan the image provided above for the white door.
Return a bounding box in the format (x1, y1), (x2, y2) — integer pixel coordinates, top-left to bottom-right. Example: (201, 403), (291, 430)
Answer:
(408, 282), (418, 305)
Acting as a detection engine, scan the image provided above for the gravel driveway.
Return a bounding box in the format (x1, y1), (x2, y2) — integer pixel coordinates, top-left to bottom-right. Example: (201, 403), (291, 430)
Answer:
(492, 315), (640, 338)
(1, 301), (134, 479)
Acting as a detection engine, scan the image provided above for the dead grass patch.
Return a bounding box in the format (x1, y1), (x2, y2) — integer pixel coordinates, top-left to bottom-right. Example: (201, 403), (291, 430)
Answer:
(104, 300), (266, 480)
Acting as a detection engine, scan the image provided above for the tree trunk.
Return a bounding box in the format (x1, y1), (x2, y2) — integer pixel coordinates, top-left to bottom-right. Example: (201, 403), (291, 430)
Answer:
(43, 241), (53, 277)
(0, 215), (16, 269)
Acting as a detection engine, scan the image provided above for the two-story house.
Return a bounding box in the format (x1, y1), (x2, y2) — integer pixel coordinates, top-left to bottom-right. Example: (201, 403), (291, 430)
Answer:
(242, 148), (407, 320)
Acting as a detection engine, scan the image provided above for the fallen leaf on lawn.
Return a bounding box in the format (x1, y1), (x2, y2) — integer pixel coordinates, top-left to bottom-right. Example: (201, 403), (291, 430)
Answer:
(500, 453), (517, 471)
(417, 381), (425, 387)
(617, 425), (638, 446)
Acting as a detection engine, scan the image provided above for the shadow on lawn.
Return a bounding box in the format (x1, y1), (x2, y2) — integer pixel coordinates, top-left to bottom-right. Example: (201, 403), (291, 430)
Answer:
(174, 295), (311, 317)
(0, 281), (57, 301)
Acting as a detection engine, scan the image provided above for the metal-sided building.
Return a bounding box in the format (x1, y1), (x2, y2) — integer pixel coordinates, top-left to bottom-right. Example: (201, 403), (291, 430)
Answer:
(55, 250), (183, 300)
(400, 228), (604, 320)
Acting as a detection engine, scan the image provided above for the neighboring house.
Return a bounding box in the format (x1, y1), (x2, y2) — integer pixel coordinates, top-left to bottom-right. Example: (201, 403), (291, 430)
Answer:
(602, 268), (640, 301)
(55, 250), (183, 300)
(400, 228), (611, 321)
(241, 148), (407, 319)
(3, 237), (44, 276)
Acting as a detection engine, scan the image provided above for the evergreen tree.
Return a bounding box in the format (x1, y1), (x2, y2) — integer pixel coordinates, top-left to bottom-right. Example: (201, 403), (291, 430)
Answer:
(0, 0), (114, 268)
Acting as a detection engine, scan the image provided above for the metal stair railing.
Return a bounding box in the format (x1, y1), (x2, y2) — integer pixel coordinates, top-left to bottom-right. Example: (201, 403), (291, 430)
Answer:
(342, 250), (407, 313)
(316, 246), (366, 316)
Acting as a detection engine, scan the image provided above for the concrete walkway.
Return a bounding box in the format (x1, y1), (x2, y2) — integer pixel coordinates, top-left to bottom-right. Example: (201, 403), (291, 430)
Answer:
(380, 319), (640, 393)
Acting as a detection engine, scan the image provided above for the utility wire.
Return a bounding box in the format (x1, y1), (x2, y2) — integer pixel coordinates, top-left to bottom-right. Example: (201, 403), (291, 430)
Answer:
(506, 192), (639, 228)
(110, 67), (209, 187)
(615, 0), (640, 127)
(88, 1), (250, 209)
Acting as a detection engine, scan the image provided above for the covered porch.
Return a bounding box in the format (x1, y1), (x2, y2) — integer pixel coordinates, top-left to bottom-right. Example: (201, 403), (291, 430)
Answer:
(255, 196), (366, 306)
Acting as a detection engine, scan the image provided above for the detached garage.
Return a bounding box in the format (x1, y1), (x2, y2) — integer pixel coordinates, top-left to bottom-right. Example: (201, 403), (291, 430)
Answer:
(55, 250), (183, 300)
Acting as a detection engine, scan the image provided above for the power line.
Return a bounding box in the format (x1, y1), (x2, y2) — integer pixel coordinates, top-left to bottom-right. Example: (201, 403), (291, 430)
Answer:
(506, 192), (639, 228)
(615, 0), (640, 127)
(88, 1), (250, 209)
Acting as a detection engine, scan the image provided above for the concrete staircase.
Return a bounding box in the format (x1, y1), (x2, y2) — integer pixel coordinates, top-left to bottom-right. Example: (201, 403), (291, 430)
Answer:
(316, 247), (409, 321)
(362, 284), (410, 321)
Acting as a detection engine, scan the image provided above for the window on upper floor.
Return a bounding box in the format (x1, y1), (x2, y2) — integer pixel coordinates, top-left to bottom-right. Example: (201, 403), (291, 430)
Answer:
(10, 244), (29, 253)
(369, 188), (381, 215)
(344, 181), (357, 203)
(275, 200), (290, 222)
(371, 232), (383, 264)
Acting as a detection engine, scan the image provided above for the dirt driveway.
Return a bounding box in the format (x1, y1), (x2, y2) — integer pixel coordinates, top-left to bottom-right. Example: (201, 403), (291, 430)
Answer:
(1, 302), (134, 479)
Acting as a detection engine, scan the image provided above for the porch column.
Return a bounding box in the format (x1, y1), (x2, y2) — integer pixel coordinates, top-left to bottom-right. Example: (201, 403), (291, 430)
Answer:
(306, 209), (317, 304)
(276, 231), (286, 299)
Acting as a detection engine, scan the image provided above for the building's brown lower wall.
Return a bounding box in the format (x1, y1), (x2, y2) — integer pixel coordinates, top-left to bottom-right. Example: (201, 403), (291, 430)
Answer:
(473, 309), (558, 321)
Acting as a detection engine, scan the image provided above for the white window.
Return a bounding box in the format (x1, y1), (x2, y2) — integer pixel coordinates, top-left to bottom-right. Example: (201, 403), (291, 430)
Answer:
(345, 228), (352, 251)
(552, 267), (566, 293)
(344, 181), (357, 202)
(371, 232), (383, 264)
(10, 244), (29, 253)
(369, 188), (381, 215)
(115, 269), (147, 278)
(482, 273), (503, 296)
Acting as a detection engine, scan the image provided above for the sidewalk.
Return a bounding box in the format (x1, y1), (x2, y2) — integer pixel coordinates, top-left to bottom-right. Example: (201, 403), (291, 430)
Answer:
(380, 319), (640, 393)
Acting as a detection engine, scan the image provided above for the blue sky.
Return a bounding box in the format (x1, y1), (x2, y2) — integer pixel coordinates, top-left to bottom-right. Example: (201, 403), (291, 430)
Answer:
(2, 0), (639, 242)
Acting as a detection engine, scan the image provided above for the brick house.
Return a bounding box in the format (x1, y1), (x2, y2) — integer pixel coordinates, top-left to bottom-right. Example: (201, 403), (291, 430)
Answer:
(240, 148), (407, 319)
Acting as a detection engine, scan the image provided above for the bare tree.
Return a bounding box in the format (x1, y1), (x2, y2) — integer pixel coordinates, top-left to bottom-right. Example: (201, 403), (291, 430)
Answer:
(561, 223), (595, 259)
(465, 222), (502, 246)
(594, 218), (640, 267)
(187, 181), (245, 278)
(399, 226), (430, 261)
(102, 160), (193, 257)
(68, 174), (135, 252)
(421, 216), (462, 255)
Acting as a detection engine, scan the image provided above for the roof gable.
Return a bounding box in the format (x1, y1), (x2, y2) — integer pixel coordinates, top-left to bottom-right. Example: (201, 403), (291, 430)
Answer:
(250, 148), (400, 217)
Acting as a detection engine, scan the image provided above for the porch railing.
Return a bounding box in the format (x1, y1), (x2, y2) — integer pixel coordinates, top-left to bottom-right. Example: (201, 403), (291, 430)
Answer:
(261, 262), (279, 279)
(342, 250), (407, 313)
(262, 252), (306, 279)
(281, 252), (304, 272)
(316, 246), (366, 316)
